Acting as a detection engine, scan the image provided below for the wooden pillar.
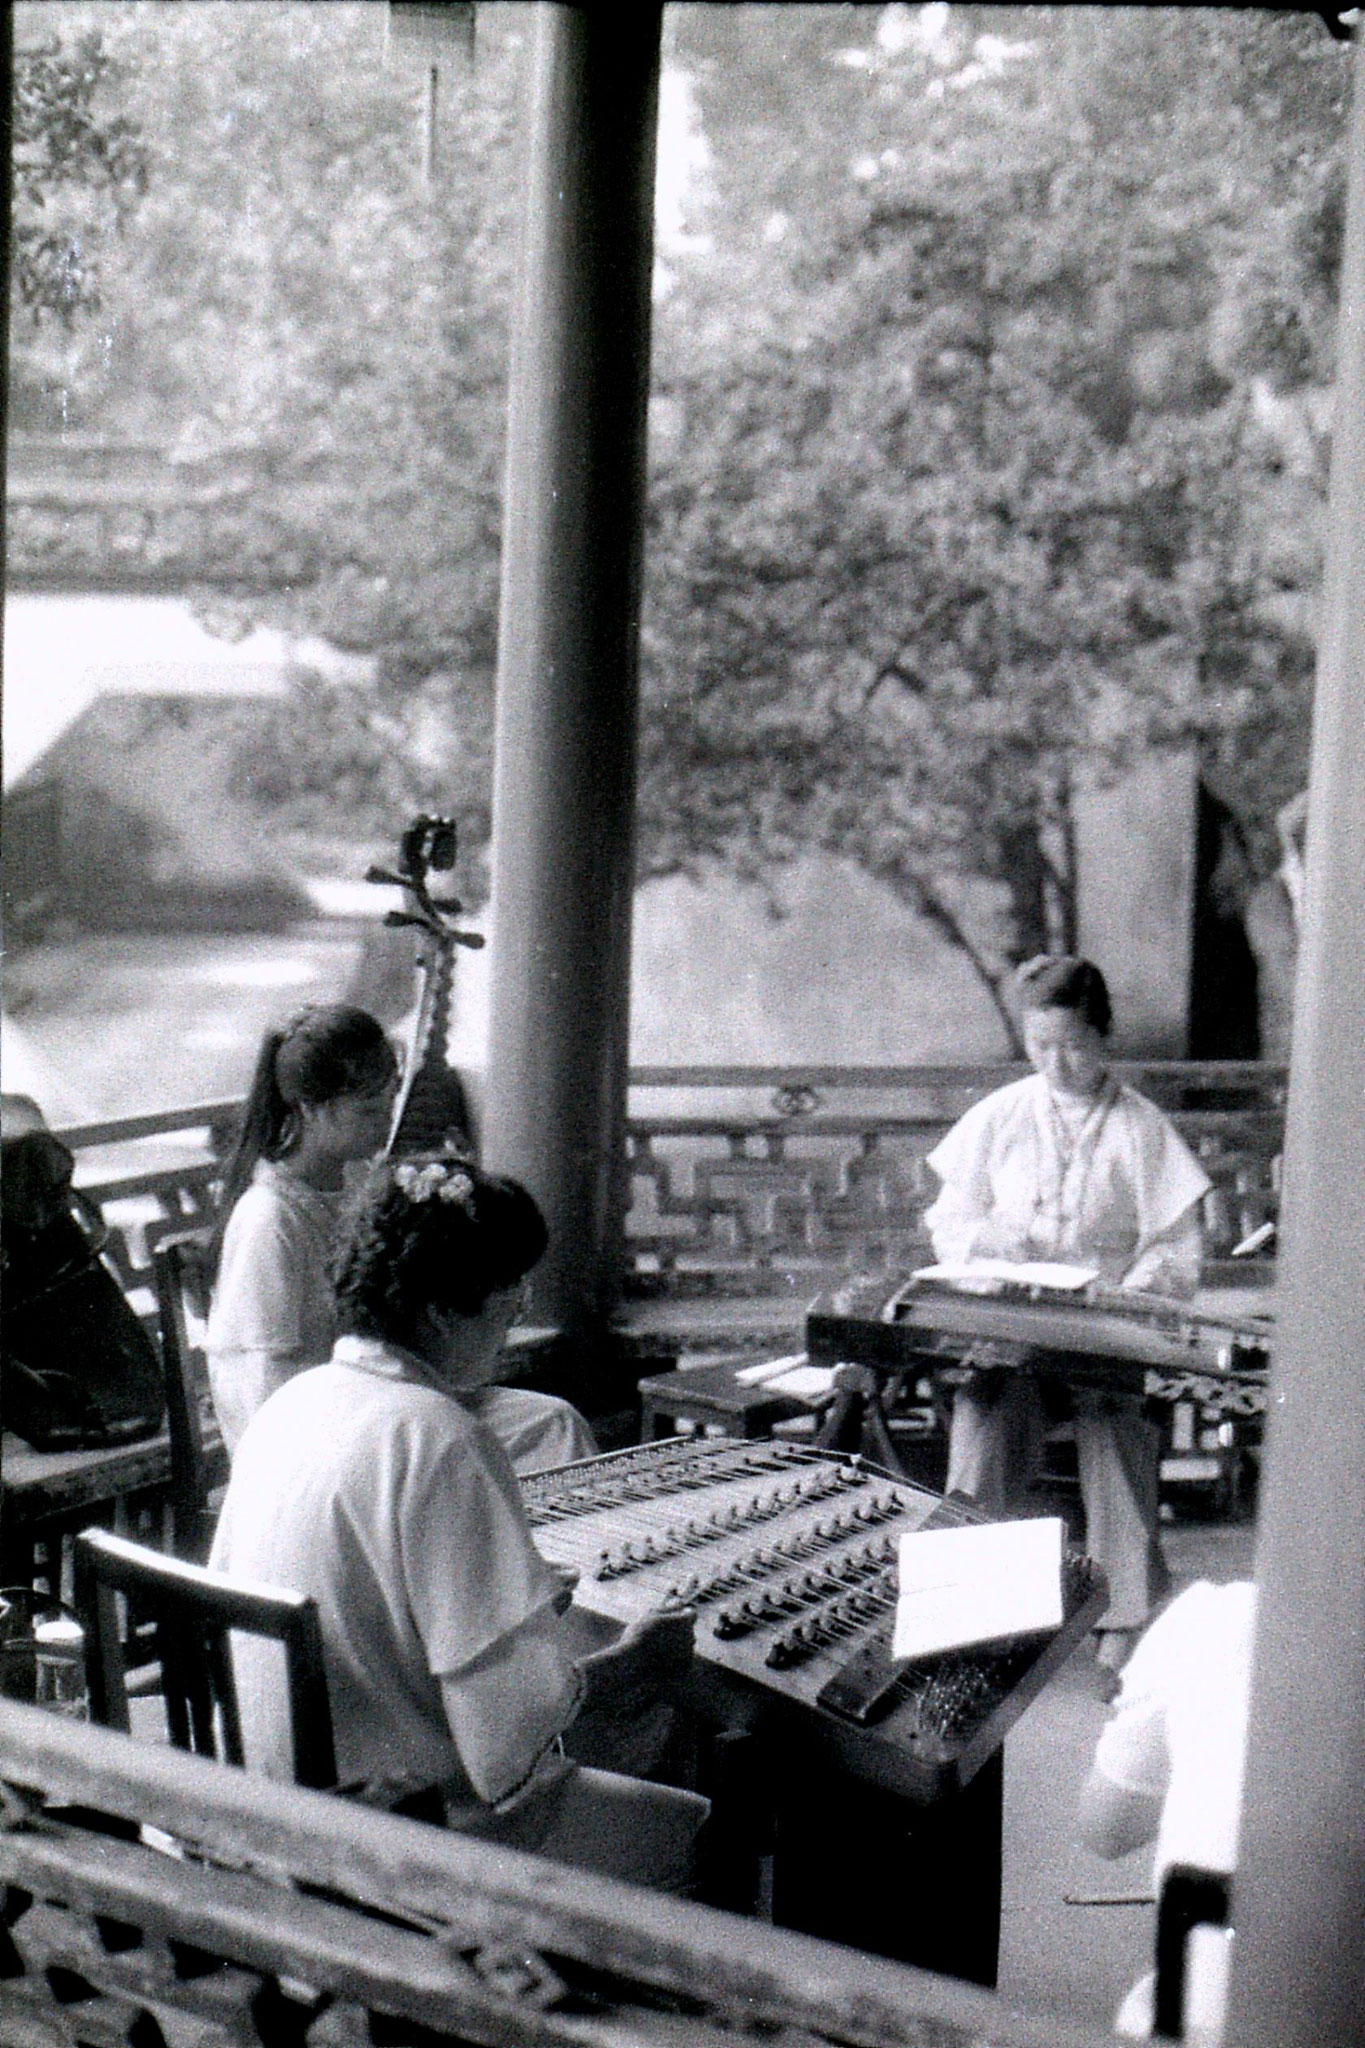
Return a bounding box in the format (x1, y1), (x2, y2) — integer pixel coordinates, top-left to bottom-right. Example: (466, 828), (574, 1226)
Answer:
(1, 0), (11, 603)
(1225, 35), (1365, 2048)
(483, 7), (661, 1336)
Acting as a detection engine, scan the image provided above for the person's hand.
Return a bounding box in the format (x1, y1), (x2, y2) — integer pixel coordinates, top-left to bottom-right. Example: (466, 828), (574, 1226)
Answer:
(577, 1609), (696, 1719)
(549, 1563), (580, 1616)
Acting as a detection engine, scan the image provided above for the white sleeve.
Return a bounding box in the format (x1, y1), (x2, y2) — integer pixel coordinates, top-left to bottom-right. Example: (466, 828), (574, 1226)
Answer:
(206, 1198), (318, 1450)
(922, 1095), (1007, 1258)
(440, 1609), (583, 1806)
(1092, 1688), (1172, 1803)
(209, 1197), (312, 1355)
(1128, 1095), (1213, 1244)
(922, 1178), (992, 1261)
(1092, 1585), (1217, 1799)
(1121, 1205), (1204, 1297)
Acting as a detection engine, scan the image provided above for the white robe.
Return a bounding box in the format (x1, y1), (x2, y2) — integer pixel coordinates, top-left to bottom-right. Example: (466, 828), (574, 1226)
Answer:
(922, 1073), (1212, 1627)
(924, 1073), (1211, 1294)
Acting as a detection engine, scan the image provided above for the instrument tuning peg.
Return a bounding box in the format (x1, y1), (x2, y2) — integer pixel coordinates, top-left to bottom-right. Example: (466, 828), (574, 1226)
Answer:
(383, 910), (423, 929)
(366, 865), (406, 888)
(453, 931), (486, 950)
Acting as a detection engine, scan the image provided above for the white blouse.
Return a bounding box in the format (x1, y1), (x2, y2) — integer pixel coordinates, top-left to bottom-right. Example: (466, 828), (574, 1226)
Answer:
(923, 1073), (1212, 1295)
(205, 1161), (342, 1453)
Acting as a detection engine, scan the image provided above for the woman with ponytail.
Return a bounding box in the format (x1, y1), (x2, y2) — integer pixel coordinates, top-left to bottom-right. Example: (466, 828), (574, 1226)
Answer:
(206, 1008), (400, 1453)
(206, 1006), (597, 1474)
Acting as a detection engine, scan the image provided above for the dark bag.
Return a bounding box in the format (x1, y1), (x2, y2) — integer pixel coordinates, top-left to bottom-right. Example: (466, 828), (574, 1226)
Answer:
(2, 1126), (166, 1452)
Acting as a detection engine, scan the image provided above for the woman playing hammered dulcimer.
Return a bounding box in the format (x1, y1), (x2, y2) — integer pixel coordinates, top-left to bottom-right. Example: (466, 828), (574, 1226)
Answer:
(922, 956), (1212, 1683)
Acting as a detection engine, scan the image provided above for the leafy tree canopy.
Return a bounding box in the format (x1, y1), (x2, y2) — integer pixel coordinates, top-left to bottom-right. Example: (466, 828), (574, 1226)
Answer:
(10, 5), (1351, 1027)
(639, 6), (1349, 1020)
(12, 22), (148, 322)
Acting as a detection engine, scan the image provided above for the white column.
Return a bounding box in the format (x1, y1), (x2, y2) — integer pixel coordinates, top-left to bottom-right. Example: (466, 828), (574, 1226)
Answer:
(1225, 34), (1365, 2047)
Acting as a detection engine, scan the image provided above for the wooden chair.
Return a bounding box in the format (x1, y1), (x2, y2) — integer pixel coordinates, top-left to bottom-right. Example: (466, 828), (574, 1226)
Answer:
(73, 1527), (337, 1791)
(1154, 1863), (1233, 2040)
(152, 1232), (220, 1558)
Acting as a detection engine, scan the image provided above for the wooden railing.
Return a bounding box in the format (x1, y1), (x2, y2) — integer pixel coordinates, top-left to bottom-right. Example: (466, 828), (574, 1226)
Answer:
(0, 1699), (1113, 2048)
(57, 1064), (1285, 1311)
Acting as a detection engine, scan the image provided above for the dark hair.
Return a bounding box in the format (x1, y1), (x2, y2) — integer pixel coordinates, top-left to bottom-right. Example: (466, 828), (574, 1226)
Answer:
(333, 1157), (548, 1350)
(1013, 955), (1113, 1038)
(214, 1007), (397, 1257)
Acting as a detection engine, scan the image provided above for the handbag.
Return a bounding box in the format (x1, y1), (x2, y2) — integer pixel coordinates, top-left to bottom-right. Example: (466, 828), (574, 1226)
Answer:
(2, 1122), (166, 1452)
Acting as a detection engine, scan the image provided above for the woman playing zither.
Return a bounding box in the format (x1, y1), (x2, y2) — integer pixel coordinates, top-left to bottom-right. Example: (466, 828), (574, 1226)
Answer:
(922, 957), (1211, 1681)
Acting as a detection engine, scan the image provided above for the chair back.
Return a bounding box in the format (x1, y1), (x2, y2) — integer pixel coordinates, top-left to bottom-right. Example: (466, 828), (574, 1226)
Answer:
(73, 1527), (337, 1790)
(152, 1234), (217, 1557)
(1154, 1863), (1233, 2039)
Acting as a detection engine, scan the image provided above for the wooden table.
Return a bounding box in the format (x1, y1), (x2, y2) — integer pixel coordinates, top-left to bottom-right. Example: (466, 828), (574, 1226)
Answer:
(637, 1357), (819, 1440)
(1, 1426), (227, 1591)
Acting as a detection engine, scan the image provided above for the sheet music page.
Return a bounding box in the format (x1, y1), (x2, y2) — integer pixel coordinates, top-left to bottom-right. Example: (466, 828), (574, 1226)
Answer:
(912, 1258), (1100, 1292)
(892, 1516), (1064, 1661)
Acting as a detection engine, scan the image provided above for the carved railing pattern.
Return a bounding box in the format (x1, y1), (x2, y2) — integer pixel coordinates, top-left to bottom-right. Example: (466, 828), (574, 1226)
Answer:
(0, 1701), (1104, 2048)
(623, 1064), (1285, 1296)
(57, 1102), (239, 1326)
(56, 1064), (1285, 1312)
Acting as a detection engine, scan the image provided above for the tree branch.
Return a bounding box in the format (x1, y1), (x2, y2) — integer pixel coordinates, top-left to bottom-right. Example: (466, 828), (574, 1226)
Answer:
(872, 859), (1024, 1054)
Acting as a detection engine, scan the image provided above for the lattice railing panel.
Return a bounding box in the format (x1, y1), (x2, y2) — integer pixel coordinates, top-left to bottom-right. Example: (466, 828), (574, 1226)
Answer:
(55, 1066), (1285, 1308)
(625, 1125), (940, 1291)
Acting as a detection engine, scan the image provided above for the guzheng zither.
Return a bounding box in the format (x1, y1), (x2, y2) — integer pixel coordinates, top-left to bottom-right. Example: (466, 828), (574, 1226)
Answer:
(805, 1268), (1272, 1419)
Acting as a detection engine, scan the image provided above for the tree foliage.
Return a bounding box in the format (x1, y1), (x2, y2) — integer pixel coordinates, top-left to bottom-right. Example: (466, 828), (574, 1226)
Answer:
(639, 6), (1349, 1023)
(10, 5), (1351, 1025)
(12, 24), (148, 323)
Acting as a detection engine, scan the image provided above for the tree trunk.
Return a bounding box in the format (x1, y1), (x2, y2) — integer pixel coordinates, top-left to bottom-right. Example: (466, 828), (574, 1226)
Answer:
(998, 819), (1050, 962)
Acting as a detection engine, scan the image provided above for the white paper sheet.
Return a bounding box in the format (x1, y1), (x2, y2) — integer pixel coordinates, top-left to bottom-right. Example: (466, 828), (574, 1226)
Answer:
(892, 1516), (1064, 1661)
(911, 1258), (1100, 1293)
(733, 1355), (836, 1402)
(760, 1364), (836, 1401)
(734, 1354), (809, 1384)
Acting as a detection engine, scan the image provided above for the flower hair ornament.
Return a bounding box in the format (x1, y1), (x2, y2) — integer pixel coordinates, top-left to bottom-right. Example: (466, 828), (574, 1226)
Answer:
(393, 1161), (477, 1213)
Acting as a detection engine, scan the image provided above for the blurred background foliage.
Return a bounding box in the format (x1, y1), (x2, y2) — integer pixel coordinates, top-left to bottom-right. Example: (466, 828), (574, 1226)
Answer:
(9, 3), (1351, 1020)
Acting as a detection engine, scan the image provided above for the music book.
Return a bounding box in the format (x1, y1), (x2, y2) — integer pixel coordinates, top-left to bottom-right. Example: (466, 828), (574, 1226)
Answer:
(892, 1516), (1064, 1661)
(911, 1258), (1100, 1293)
